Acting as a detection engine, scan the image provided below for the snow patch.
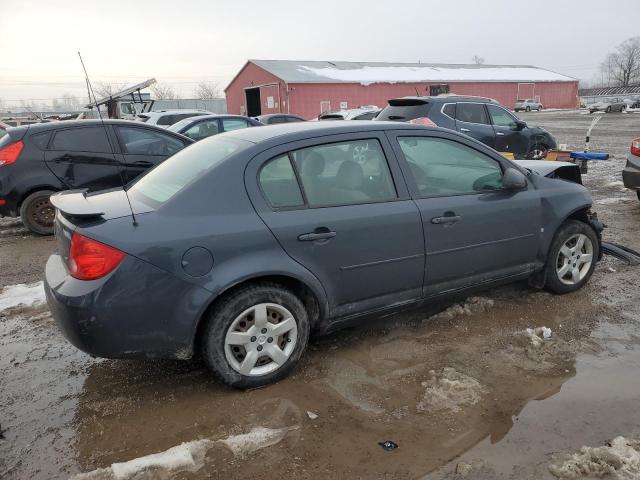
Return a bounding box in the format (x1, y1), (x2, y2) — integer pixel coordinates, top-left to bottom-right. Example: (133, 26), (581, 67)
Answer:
(417, 367), (486, 413)
(433, 296), (495, 320)
(0, 282), (46, 313)
(296, 65), (573, 84)
(597, 197), (628, 205)
(523, 326), (553, 347)
(72, 426), (296, 479)
(549, 436), (640, 479)
(220, 426), (296, 456)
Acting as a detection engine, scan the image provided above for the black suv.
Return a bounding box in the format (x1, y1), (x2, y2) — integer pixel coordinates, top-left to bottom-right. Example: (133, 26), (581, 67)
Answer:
(375, 96), (556, 159)
(0, 120), (193, 234)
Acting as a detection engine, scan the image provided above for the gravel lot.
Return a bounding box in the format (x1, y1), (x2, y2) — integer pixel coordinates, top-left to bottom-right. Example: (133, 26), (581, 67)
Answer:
(1, 110), (639, 479)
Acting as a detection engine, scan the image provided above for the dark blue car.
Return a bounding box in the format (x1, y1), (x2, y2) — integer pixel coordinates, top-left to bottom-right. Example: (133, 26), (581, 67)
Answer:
(45, 121), (601, 388)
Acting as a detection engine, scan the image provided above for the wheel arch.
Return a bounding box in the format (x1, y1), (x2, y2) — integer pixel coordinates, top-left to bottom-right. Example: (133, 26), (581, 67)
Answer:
(191, 273), (326, 356)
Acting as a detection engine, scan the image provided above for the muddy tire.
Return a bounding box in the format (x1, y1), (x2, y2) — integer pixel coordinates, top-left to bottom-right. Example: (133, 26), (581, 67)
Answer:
(526, 144), (549, 160)
(20, 190), (56, 235)
(544, 220), (598, 294)
(201, 283), (310, 389)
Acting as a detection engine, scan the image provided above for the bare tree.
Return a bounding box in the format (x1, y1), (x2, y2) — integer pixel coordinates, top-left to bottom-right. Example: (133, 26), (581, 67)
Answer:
(151, 84), (178, 100)
(472, 55), (485, 65)
(600, 36), (640, 87)
(194, 82), (221, 100)
(93, 81), (127, 99)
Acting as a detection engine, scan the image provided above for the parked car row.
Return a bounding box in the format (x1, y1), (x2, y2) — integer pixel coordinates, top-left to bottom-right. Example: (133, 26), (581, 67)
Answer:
(44, 120), (602, 388)
(588, 98), (636, 113)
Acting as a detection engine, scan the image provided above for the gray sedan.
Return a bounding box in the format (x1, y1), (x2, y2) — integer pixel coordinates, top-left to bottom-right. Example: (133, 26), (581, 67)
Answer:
(45, 121), (602, 388)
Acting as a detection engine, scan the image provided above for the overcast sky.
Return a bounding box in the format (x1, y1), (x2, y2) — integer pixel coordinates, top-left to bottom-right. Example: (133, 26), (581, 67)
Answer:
(1, 0), (638, 106)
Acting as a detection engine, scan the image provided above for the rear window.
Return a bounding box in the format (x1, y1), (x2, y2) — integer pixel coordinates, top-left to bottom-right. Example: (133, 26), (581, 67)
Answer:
(129, 136), (249, 206)
(0, 132), (12, 147)
(376, 99), (431, 121)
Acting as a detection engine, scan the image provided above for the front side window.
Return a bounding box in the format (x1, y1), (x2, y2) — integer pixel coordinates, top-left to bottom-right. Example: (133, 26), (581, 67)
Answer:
(183, 120), (220, 140)
(259, 155), (304, 208)
(291, 139), (396, 207)
(222, 118), (249, 131)
(398, 137), (503, 196)
(487, 104), (518, 129)
(455, 103), (489, 125)
(268, 116), (287, 124)
(51, 127), (111, 153)
(116, 126), (184, 156)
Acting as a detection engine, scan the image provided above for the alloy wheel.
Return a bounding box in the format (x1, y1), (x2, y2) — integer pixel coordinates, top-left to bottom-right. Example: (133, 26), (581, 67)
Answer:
(555, 233), (594, 285)
(224, 303), (298, 376)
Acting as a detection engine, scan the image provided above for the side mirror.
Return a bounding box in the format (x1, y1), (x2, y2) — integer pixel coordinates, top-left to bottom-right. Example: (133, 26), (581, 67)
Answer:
(515, 120), (527, 130)
(502, 168), (528, 190)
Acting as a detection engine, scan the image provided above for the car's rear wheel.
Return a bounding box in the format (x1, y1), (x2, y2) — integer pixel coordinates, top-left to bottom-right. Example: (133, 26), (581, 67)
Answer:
(526, 106), (531, 112)
(20, 190), (56, 235)
(605, 106), (612, 113)
(201, 283), (310, 389)
(544, 220), (598, 294)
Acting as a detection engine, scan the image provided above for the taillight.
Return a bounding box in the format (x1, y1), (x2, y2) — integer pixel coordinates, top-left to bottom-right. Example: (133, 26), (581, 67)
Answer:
(69, 233), (125, 280)
(631, 138), (640, 157)
(0, 140), (24, 167)
(408, 117), (437, 127)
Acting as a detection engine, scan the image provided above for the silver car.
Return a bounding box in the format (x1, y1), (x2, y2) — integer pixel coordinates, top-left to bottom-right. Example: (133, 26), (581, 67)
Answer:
(514, 99), (543, 112)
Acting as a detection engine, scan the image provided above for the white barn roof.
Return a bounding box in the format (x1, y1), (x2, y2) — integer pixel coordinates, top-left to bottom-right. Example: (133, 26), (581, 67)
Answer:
(250, 60), (576, 85)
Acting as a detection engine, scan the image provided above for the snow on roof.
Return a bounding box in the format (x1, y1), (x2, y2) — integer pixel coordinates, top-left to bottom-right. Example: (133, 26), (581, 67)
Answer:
(250, 60), (576, 85)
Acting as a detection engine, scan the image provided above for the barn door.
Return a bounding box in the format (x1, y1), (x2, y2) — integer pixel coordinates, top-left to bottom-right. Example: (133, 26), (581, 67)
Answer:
(517, 83), (535, 100)
(245, 87), (261, 116)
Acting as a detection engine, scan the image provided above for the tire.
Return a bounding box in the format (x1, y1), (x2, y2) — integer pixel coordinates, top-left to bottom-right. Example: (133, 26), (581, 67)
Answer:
(538, 105), (543, 111)
(637, 191), (640, 202)
(605, 106), (611, 113)
(544, 220), (598, 294)
(525, 106), (531, 112)
(20, 190), (56, 235)
(201, 283), (310, 389)
(526, 144), (549, 160)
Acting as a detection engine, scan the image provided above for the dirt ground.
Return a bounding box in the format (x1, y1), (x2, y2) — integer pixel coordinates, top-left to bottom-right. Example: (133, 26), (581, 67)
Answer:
(1, 110), (639, 480)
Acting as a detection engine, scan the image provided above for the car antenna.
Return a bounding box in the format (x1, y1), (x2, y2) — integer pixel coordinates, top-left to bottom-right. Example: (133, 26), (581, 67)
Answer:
(77, 51), (138, 226)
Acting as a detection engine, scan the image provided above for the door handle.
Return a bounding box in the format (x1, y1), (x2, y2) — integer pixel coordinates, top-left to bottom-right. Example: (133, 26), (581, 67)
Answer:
(460, 128), (471, 132)
(496, 132), (505, 136)
(431, 215), (461, 225)
(298, 229), (336, 242)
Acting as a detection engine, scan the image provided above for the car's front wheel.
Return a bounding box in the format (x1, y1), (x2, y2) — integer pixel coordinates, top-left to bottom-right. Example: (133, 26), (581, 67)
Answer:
(20, 190), (56, 235)
(526, 144), (549, 160)
(544, 220), (598, 294)
(201, 283), (310, 388)
(526, 106), (531, 112)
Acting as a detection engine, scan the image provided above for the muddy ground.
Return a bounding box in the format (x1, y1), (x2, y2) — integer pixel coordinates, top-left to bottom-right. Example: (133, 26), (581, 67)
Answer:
(1, 110), (639, 479)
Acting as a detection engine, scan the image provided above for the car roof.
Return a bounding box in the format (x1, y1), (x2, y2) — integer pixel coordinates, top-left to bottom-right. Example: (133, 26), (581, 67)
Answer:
(147, 109), (210, 115)
(257, 113), (303, 119)
(222, 120), (426, 144)
(389, 95), (495, 103)
(8, 119), (193, 137)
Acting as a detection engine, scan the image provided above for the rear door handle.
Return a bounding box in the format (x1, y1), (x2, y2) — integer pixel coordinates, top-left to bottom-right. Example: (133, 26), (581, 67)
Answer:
(298, 230), (336, 242)
(460, 128), (471, 132)
(431, 215), (461, 225)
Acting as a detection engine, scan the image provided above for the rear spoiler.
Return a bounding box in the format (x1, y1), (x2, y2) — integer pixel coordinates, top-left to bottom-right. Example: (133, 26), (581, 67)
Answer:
(49, 190), (105, 219)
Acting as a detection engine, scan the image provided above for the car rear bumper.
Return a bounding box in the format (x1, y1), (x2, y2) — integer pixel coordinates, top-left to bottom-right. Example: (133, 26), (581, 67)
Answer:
(622, 155), (640, 190)
(45, 253), (212, 360)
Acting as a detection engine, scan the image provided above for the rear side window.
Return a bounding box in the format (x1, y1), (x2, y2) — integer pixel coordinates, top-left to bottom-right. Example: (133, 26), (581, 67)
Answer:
(456, 103), (489, 125)
(377, 99), (431, 121)
(156, 115), (176, 126)
(51, 127), (111, 153)
(116, 126), (184, 156)
(268, 116), (287, 124)
(259, 155), (304, 208)
(291, 139), (396, 207)
(183, 120), (220, 140)
(222, 119), (249, 131)
(129, 136), (248, 205)
(442, 103), (456, 119)
(30, 131), (52, 150)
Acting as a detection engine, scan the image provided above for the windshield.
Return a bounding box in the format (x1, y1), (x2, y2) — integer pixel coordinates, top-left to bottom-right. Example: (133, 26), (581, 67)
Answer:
(129, 136), (250, 206)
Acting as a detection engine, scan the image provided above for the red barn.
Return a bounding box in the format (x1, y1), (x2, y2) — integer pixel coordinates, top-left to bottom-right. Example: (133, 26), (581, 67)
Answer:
(225, 60), (579, 119)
